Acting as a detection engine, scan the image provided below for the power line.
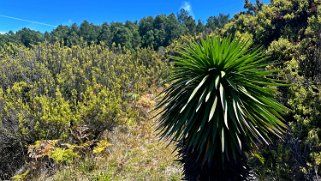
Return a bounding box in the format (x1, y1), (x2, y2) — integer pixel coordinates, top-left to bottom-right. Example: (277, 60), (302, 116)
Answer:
(0, 14), (56, 28)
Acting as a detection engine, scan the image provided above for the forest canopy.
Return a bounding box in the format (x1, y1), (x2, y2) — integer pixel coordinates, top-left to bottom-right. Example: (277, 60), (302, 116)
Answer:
(0, 10), (229, 49)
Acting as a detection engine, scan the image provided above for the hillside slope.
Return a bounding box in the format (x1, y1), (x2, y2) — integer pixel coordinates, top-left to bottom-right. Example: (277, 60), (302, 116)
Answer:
(31, 93), (182, 181)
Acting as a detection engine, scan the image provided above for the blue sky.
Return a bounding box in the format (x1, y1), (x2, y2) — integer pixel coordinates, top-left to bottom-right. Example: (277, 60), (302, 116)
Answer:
(0, 0), (269, 33)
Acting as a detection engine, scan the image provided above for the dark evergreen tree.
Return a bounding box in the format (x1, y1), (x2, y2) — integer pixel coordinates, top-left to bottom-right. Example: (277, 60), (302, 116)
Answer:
(206, 14), (229, 31)
(15, 28), (44, 47)
(177, 9), (196, 34)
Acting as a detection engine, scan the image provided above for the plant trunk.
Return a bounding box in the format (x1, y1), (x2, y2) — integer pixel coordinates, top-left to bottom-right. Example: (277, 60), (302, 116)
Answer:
(178, 142), (251, 181)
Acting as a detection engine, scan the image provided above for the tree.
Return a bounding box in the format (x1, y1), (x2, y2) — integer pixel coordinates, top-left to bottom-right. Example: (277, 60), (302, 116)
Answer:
(138, 16), (154, 36)
(206, 14), (229, 31)
(164, 13), (182, 46)
(139, 16), (155, 48)
(67, 23), (80, 46)
(244, 0), (263, 15)
(156, 36), (288, 180)
(98, 23), (112, 46)
(15, 28), (44, 47)
(125, 21), (141, 48)
(153, 15), (168, 47)
(79, 20), (99, 44)
(196, 20), (205, 33)
(177, 9), (196, 34)
(110, 22), (133, 49)
(139, 14), (183, 49)
(50, 25), (70, 45)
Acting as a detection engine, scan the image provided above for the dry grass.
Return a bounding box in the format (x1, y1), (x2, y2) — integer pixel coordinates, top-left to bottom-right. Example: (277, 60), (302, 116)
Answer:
(36, 92), (182, 181)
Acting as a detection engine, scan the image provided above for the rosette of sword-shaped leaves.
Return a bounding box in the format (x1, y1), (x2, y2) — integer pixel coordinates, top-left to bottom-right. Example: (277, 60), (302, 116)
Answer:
(156, 36), (288, 163)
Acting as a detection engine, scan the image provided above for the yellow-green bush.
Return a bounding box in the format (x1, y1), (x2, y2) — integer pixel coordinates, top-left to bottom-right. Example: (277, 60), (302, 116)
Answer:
(0, 42), (168, 179)
(0, 42), (167, 139)
(49, 147), (79, 164)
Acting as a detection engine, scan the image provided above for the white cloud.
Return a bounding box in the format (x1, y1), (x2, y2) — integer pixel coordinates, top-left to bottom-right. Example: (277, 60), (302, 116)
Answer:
(181, 1), (194, 17)
(66, 19), (73, 25)
(59, 19), (73, 26)
(0, 31), (7, 34)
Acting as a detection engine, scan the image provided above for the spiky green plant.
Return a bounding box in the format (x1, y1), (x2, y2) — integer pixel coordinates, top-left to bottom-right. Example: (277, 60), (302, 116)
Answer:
(156, 36), (288, 180)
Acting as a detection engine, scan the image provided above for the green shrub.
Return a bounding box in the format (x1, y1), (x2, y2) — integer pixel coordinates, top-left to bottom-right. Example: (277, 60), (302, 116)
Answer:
(49, 147), (78, 163)
(0, 42), (168, 179)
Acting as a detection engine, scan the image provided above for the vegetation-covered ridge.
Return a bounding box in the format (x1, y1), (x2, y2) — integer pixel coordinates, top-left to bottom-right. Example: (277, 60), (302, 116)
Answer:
(0, 10), (229, 49)
(0, 0), (321, 180)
